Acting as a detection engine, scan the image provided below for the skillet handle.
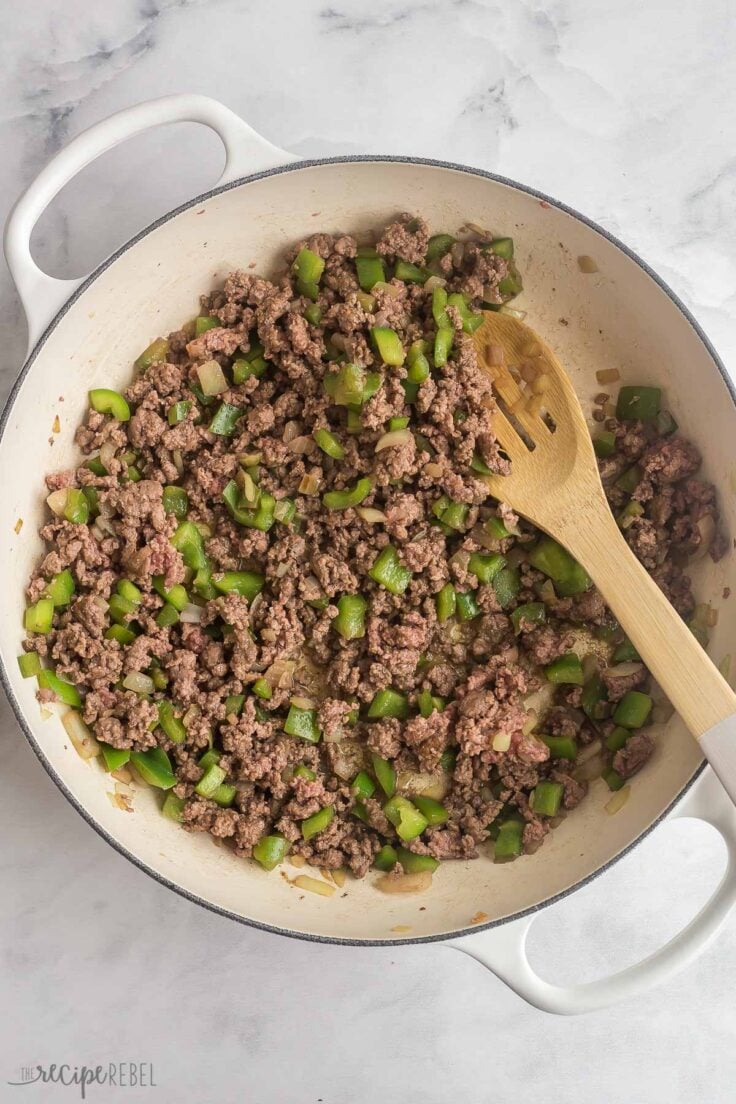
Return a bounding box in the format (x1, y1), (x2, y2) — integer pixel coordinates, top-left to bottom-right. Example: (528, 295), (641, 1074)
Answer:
(3, 93), (297, 353)
(446, 768), (736, 1014)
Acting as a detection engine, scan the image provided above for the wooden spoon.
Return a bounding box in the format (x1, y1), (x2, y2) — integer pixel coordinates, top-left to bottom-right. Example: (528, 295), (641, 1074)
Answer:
(473, 311), (736, 803)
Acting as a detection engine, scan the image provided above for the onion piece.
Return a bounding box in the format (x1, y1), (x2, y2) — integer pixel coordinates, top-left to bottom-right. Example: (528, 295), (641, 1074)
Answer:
(183, 704), (201, 728)
(172, 449), (184, 477)
(596, 368), (620, 384)
(375, 429), (412, 453)
(46, 489), (69, 517)
(397, 771), (449, 800)
(423, 275), (447, 291)
(331, 868), (347, 888)
(196, 359), (228, 396)
(605, 785), (631, 815)
(123, 672), (155, 696)
(239, 451), (262, 466)
(291, 695), (315, 710)
(298, 471), (320, 495)
(180, 603), (203, 623)
(287, 435), (316, 456)
(356, 507), (386, 524)
(100, 440), (117, 471)
(62, 710), (99, 760)
(691, 514), (716, 561)
(376, 871), (433, 894)
(521, 710), (538, 737)
(292, 875), (335, 897)
(499, 305), (527, 320)
(492, 731), (512, 752)
(603, 662), (644, 679)
(574, 754), (603, 782)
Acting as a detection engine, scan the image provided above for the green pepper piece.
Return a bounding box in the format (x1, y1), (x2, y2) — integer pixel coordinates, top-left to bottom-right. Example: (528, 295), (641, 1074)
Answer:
(155, 604), (179, 628)
(371, 326), (405, 367)
(440, 748), (457, 772)
(581, 672), (608, 721)
(224, 694), (246, 717)
(511, 602), (546, 634)
(367, 688), (409, 720)
(432, 286), (449, 326)
(489, 237), (514, 260)
(447, 292), (484, 334)
(484, 515), (511, 539)
(195, 763), (227, 798)
(131, 747), (177, 790)
(434, 326), (454, 368)
(436, 583), (456, 622)
(322, 477), (373, 511)
(212, 783), (237, 808)
(134, 337), (169, 371)
(371, 753), (397, 798)
(44, 569), (75, 607)
(89, 388), (131, 422)
(605, 726), (631, 752)
(284, 704), (321, 744)
(303, 303), (323, 325)
(152, 576), (189, 612)
(612, 639), (641, 663)
(301, 804), (334, 841)
(411, 796), (449, 826)
(528, 536), (591, 595)
(212, 570), (264, 602)
(542, 732), (579, 761)
(157, 700), (187, 744)
(388, 416), (410, 431)
(171, 520), (207, 570)
(593, 430), (616, 458)
(498, 269), (523, 298)
(395, 847), (440, 874)
(195, 315), (219, 336)
(208, 402), (242, 437)
(440, 500), (469, 531)
(244, 678), (270, 703)
(162, 793), (186, 822)
(468, 551), (506, 584)
(470, 453), (493, 475)
(355, 255), (385, 291)
(294, 247), (325, 287)
(616, 385), (661, 422)
(107, 593), (136, 625)
(603, 767), (625, 791)
(394, 260), (427, 283)
(85, 457), (107, 476)
(351, 771), (376, 800)
(613, 690), (652, 729)
(313, 428), (345, 460)
(116, 579), (142, 604)
(63, 489), (89, 525)
(198, 749), (222, 771)
(456, 591), (481, 622)
(545, 652), (584, 685)
(293, 764), (316, 781)
(253, 834), (290, 871)
(104, 624), (136, 645)
(167, 400), (191, 426)
(222, 481), (275, 531)
(406, 351), (431, 384)
(37, 669), (81, 707)
(494, 819), (524, 861)
(274, 498), (296, 525)
(493, 566), (521, 609)
(368, 545), (411, 595)
(426, 234), (455, 261)
(352, 799), (369, 823)
(17, 652), (43, 678)
(333, 594), (368, 640)
(162, 486), (189, 521)
(232, 356), (267, 384)
(100, 743), (131, 772)
(417, 690), (444, 718)
(530, 780), (564, 817)
(374, 844), (399, 871)
(383, 796), (428, 841)
(401, 379), (420, 404)
(24, 598), (54, 634)
(615, 465), (641, 495)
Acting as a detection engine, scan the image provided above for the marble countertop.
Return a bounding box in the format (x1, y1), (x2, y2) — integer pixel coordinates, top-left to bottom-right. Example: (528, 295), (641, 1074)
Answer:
(2, 2), (736, 1101)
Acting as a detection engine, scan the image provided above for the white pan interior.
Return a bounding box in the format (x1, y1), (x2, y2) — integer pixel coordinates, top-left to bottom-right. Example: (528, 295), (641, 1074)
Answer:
(1, 160), (734, 942)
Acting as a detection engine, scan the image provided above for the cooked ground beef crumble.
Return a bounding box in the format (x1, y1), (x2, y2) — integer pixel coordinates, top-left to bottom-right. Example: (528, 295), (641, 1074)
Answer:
(22, 215), (726, 882)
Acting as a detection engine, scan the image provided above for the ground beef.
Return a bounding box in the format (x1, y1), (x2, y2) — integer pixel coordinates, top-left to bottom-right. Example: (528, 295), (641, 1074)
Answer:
(24, 215), (725, 885)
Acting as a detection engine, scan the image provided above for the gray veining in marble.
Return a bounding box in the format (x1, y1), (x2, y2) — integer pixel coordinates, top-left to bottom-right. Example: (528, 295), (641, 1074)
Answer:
(2, 1), (736, 1101)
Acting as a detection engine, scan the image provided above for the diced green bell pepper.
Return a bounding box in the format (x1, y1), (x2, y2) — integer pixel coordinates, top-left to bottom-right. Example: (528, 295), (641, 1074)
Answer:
(368, 545), (411, 595)
(367, 688), (409, 720)
(284, 704), (321, 743)
(301, 804), (334, 841)
(613, 691), (652, 729)
(131, 747), (177, 790)
(383, 796), (428, 841)
(545, 652), (584, 685)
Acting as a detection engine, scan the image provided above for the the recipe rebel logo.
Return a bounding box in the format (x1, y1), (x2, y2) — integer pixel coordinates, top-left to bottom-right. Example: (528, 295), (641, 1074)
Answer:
(7, 1062), (157, 1098)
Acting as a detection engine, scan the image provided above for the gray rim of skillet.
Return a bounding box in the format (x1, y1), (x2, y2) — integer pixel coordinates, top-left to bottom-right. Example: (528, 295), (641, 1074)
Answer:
(1, 155), (728, 947)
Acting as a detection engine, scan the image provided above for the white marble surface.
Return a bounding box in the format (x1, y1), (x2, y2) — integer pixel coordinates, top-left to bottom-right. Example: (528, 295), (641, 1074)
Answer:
(2, 1), (736, 1100)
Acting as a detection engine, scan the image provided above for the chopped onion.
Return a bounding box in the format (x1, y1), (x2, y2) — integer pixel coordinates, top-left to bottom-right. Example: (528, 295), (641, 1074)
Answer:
(450, 241), (465, 267)
(287, 435), (316, 455)
(239, 451), (262, 466)
(499, 305), (527, 320)
(180, 603), (203, 623)
(111, 766), (132, 784)
(375, 429), (412, 453)
(492, 731), (512, 753)
(62, 710), (99, 760)
(172, 449), (184, 477)
(292, 875), (335, 897)
(378, 282), (403, 299)
(92, 596), (109, 611)
(298, 471), (320, 495)
(46, 489), (69, 516)
(330, 739), (365, 776)
(356, 507), (386, 524)
(240, 471), (260, 505)
(596, 368), (620, 384)
(196, 359), (228, 396)
(423, 462), (444, 479)
(397, 771), (449, 800)
(522, 709), (538, 737)
(577, 254), (599, 273)
(331, 869), (347, 888)
(423, 275), (447, 291)
(605, 785), (631, 815)
(376, 871), (432, 894)
(275, 561), (289, 578)
(264, 657), (296, 690)
(604, 662), (644, 679)
(581, 654), (599, 682)
(577, 737), (602, 764)
(291, 695), (315, 710)
(290, 854), (306, 868)
(123, 672), (155, 696)
(95, 516), (117, 538)
(574, 754), (603, 782)
(183, 704), (201, 728)
(691, 514), (716, 561)
(100, 440), (118, 471)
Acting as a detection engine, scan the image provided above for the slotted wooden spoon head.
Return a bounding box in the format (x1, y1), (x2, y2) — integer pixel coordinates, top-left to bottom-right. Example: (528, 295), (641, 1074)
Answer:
(473, 311), (607, 532)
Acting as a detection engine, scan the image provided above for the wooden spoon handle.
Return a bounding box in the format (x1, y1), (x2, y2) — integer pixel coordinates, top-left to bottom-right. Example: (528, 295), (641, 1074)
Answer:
(561, 508), (736, 739)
